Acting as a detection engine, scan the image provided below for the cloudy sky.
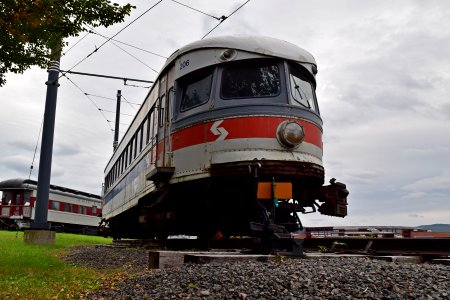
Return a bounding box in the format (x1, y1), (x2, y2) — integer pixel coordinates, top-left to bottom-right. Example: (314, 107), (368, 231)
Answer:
(1, 0), (449, 227)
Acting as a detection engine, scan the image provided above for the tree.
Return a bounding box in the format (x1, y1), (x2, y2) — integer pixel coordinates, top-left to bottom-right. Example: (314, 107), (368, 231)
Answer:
(0, 0), (134, 86)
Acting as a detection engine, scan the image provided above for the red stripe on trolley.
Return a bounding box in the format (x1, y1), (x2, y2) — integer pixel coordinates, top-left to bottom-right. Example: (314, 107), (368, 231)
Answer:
(171, 116), (322, 151)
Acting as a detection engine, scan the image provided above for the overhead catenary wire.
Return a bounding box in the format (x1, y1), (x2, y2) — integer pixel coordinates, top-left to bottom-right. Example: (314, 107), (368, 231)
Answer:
(63, 32), (91, 56)
(99, 108), (134, 117)
(62, 74), (114, 133)
(107, 120), (129, 126)
(65, 0), (164, 72)
(87, 93), (141, 106)
(109, 40), (159, 73)
(121, 95), (138, 111)
(85, 25), (162, 74)
(170, 0), (223, 21)
(202, 0), (250, 39)
(28, 117), (44, 180)
(86, 26), (167, 59)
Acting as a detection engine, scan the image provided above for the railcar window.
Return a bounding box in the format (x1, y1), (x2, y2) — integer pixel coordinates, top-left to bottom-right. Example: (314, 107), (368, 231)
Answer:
(168, 88), (174, 120)
(51, 201), (60, 210)
(146, 114), (151, 144)
(64, 203), (74, 213)
(2, 191), (11, 205)
(151, 107), (157, 141)
(111, 166), (115, 183)
(134, 131), (139, 157)
(129, 140), (134, 164)
(148, 114), (152, 145)
(180, 72), (212, 111)
(288, 66), (317, 111)
(92, 206), (97, 214)
(79, 206), (87, 214)
(142, 120), (147, 148)
(159, 95), (166, 127)
(14, 193), (21, 205)
(221, 65), (280, 99)
(24, 192), (31, 205)
(124, 148), (128, 168)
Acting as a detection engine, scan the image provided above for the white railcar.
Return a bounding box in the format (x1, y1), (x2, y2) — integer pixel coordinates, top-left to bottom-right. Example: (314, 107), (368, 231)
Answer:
(0, 178), (101, 233)
(102, 36), (348, 239)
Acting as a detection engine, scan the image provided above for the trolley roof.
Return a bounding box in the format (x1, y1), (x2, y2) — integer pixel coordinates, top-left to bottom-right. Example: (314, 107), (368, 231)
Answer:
(107, 36), (318, 167)
(0, 178), (101, 200)
(162, 35), (317, 72)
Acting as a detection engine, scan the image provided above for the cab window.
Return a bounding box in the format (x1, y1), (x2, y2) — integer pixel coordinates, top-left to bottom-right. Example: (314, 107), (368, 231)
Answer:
(288, 65), (317, 112)
(180, 69), (213, 111)
(221, 64), (280, 99)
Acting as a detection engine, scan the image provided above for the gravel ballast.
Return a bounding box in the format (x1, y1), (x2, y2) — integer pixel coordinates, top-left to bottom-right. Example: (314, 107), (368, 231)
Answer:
(63, 245), (450, 299)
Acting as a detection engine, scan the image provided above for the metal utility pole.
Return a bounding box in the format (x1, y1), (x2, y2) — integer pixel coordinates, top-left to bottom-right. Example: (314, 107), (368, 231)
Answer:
(113, 90), (121, 151)
(31, 58), (60, 229)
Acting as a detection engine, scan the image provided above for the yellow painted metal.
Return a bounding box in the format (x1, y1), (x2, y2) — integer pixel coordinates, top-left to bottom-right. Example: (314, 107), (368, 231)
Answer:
(257, 182), (292, 199)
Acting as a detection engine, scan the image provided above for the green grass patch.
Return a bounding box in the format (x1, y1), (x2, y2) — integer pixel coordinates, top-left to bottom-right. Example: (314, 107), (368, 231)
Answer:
(0, 230), (112, 299)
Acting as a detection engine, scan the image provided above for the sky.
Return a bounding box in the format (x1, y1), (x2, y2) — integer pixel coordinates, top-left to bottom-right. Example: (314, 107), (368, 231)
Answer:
(1, 0), (449, 227)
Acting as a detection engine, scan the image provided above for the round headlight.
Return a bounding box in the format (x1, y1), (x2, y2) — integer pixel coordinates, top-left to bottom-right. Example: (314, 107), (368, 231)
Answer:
(276, 120), (305, 148)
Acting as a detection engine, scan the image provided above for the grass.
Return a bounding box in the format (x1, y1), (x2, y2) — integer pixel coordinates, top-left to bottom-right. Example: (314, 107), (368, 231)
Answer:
(0, 230), (112, 300)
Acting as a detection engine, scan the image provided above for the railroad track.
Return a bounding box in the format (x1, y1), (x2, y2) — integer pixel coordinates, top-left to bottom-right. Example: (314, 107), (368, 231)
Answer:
(303, 237), (450, 257)
(112, 237), (450, 257)
(113, 238), (256, 251)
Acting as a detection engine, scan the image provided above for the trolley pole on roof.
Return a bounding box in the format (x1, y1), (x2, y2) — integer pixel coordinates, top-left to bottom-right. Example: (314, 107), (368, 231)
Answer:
(113, 90), (121, 151)
(30, 57), (60, 233)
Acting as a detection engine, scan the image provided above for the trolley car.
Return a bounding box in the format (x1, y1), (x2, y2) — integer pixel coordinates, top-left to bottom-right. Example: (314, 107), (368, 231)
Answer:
(0, 178), (102, 233)
(102, 36), (348, 239)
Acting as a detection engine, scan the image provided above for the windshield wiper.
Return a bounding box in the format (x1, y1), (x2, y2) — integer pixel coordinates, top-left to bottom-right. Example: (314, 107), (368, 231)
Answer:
(292, 77), (311, 108)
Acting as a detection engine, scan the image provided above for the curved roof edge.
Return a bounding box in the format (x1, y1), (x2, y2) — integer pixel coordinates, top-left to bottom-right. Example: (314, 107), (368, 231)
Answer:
(162, 35), (316, 72)
(0, 178), (100, 199)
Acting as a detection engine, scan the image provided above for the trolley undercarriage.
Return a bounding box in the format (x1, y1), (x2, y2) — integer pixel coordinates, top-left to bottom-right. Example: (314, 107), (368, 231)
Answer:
(107, 161), (348, 244)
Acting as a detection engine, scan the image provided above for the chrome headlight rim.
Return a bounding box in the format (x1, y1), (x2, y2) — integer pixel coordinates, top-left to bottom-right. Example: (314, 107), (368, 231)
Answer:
(276, 120), (305, 149)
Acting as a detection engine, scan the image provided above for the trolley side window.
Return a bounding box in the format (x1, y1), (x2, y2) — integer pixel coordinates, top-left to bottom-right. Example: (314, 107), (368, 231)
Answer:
(221, 64), (280, 99)
(288, 65), (317, 112)
(180, 69), (213, 112)
(51, 201), (60, 210)
(129, 139), (134, 164)
(64, 203), (74, 213)
(1, 191), (12, 205)
(158, 95), (166, 127)
(23, 192), (31, 205)
(14, 192), (21, 205)
(79, 205), (87, 215)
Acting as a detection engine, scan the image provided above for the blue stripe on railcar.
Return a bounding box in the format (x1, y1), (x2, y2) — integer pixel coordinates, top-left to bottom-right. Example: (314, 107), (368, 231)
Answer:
(103, 157), (148, 205)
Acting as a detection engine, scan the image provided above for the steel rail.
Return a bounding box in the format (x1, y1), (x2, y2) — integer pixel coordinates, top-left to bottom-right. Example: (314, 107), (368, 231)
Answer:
(303, 237), (450, 257)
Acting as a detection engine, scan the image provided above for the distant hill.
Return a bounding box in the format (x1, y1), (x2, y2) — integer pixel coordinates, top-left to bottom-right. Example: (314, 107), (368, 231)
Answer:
(417, 224), (450, 232)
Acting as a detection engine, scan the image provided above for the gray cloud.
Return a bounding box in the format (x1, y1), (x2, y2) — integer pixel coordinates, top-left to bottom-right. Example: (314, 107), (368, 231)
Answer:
(408, 214), (424, 218)
(0, 155), (31, 176)
(53, 143), (82, 157)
